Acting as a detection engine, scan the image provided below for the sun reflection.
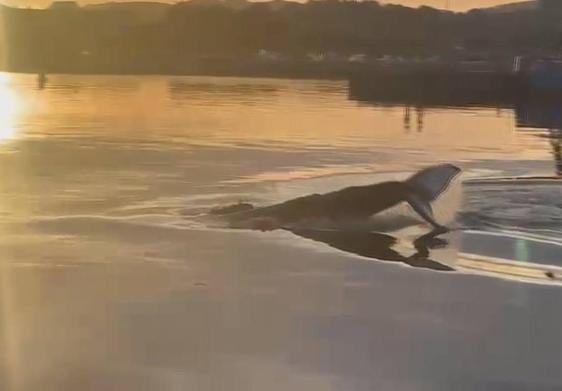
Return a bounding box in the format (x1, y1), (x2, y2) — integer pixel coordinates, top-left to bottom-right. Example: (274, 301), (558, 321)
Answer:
(0, 72), (11, 86)
(0, 73), (22, 143)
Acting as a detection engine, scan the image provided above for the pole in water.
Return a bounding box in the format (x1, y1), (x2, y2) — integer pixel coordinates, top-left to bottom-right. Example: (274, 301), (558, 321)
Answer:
(403, 105), (411, 131)
(549, 129), (562, 177)
(416, 106), (424, 132)
(37, 72), (47, 90)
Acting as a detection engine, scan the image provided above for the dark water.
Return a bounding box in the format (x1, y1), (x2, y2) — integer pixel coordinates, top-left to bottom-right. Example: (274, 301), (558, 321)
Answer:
(0, 73), (561, 391)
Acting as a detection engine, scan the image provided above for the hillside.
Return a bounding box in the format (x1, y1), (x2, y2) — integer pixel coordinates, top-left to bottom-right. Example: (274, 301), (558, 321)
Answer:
(83, 2), (171, 24)
(480, 1), (538, 13)
(2, 0), (562, 76)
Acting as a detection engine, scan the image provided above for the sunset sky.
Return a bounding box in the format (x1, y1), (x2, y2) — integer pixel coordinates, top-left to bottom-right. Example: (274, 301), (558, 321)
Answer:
(0, 0), (530, 12)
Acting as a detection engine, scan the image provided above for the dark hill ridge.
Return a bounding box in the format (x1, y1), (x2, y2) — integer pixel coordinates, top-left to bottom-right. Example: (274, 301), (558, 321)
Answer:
(1, 0), (562, 76)
(83, 1), (171, 23)
(480, 1), (538, 13)
(83, 1), (171, 10)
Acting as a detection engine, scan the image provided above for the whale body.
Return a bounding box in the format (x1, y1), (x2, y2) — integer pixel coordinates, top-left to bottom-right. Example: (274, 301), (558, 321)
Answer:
(214, 164), (462, 232)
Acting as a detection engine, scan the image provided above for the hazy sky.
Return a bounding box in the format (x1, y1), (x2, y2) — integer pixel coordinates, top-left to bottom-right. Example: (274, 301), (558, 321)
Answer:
(0, 0), (529, 12)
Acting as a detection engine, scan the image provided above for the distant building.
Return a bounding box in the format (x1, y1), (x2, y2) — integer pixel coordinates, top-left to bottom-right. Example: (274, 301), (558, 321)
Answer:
(348, 54), (367, 63)
(49, 1), (80, 11)
(258, 50), (283, 61)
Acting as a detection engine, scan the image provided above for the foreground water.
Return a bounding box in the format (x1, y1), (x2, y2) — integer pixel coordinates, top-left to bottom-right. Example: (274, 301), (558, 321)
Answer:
(0, 74), (561, 390)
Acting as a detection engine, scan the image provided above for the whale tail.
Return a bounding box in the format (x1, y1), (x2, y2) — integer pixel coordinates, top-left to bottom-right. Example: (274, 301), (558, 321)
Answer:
(404, 164), (462, 229)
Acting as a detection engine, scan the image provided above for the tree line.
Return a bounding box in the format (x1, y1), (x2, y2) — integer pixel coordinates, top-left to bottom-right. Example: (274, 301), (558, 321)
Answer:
(1, 0), (561, 75)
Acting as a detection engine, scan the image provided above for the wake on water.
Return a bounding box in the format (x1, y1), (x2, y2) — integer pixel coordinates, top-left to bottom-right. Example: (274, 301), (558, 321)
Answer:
(459, 181), (562, 241)
(203, 169), (561, 246)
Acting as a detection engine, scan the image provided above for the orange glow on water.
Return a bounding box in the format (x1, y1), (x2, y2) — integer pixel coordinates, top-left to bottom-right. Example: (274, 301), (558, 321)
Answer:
(0, 73), (22, 143)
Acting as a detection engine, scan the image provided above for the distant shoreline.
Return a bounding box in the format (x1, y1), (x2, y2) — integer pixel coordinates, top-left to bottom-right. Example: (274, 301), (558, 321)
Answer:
(2, 60), (368, 81)
(0, 59), (509, 81)
(2, 68), (349, 81)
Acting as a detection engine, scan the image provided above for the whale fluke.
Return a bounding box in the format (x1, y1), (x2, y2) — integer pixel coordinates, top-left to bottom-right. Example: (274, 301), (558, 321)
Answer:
(404, 164), (461, 229)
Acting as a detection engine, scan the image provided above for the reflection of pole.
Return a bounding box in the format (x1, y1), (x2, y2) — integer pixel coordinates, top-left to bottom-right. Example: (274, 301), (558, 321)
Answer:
(416, 106), (424, 132)
(549, 129), (562, 177)
(403, 105), (411, 131)
(37, 73), (47, 90)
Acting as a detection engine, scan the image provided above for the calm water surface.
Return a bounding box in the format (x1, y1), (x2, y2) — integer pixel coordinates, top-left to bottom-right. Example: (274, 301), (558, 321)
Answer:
(0, 74), (561, 391)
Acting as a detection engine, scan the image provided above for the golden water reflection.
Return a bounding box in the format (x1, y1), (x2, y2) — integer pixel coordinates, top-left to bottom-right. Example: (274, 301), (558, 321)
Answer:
(0, 73), (22, 143)
(0, 72), (553, 165)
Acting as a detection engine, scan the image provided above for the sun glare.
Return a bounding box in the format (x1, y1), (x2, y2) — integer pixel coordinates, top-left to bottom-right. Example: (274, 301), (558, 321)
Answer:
(0, 73), (11, 86)
(0, 73), (22, 143)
